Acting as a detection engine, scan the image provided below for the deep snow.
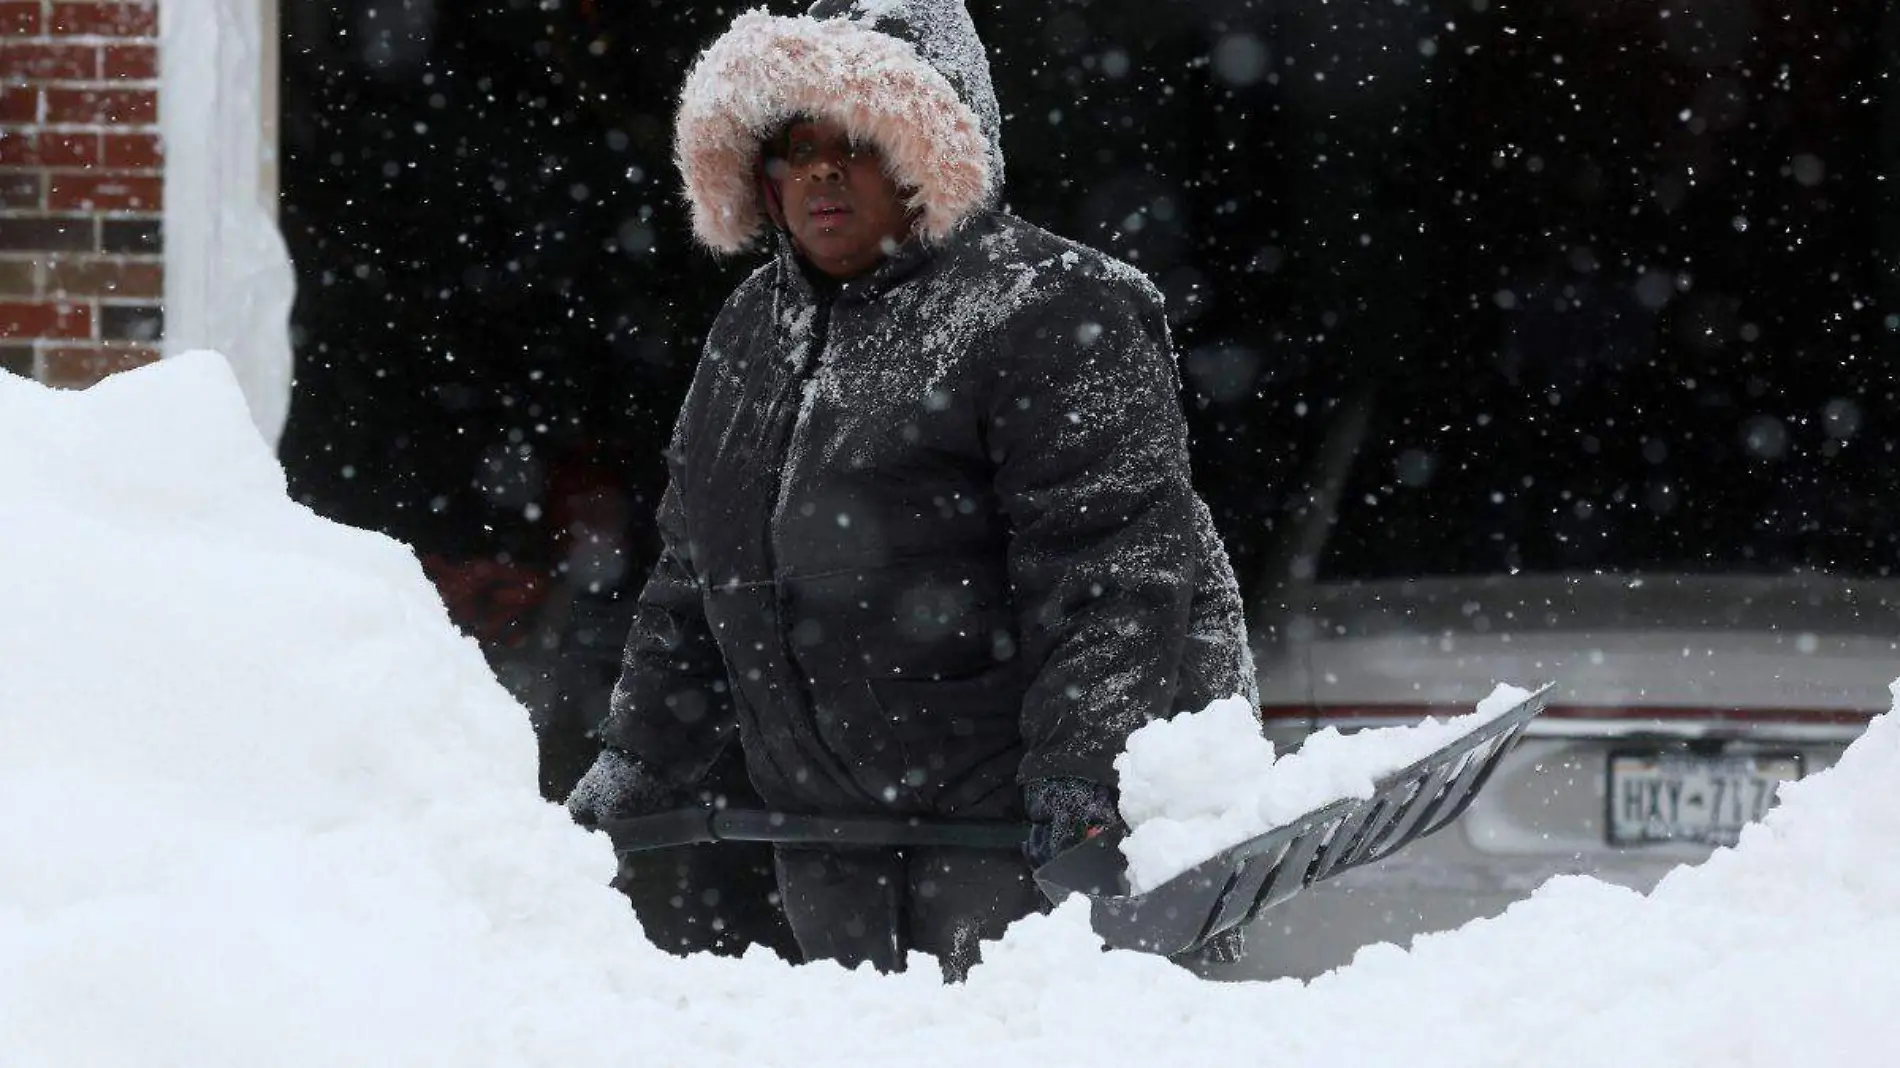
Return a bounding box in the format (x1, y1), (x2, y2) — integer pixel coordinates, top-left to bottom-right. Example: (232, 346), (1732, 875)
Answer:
(3, 353), (1897, 1067)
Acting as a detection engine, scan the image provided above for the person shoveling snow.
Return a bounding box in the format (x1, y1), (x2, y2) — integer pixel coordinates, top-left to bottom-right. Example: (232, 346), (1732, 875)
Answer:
(562, 0), (1257, 981)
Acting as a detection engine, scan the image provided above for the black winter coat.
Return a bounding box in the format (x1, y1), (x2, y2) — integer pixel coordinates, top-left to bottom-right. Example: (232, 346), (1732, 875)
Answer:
(599, 210), (1253, 818)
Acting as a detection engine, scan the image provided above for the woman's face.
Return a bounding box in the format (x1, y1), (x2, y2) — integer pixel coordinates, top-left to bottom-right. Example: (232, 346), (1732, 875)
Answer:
(764, 118), (912, 280)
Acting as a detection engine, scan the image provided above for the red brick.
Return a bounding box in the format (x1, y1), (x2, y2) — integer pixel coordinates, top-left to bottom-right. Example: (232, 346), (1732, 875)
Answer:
(0, 44), (98, 81)
(101, 43), (155, 81)
(44, 86), (155, 125)
(0, 343), (31, 376)
(97, 216), (155, 252)
(41, 131), (98, 167)
(0, 87), (39, 124)
(0, 130), (100, 167)
(101, 131), (158, 169)
(0, 257), (38, 296)
(0, 129), (29, 167)
(40, 343), (158, 388)
(47, 172), (160, 211)
(0, 2), (41, 35)
(98, 300), (156, 339)
(0, 216), (95, 252)
(42, 255), (160, 298)
(0, 300), (91, 340)
(0, 171), (41, 209)
(49, 3), (157, 38)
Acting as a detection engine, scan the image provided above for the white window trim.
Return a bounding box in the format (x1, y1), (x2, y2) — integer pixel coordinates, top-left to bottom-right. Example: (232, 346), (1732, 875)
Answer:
(160, 0), (295, 447)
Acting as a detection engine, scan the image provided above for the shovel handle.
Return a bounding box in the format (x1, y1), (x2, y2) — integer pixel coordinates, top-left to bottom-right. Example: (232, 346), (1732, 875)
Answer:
(600, 808), (1030, 853)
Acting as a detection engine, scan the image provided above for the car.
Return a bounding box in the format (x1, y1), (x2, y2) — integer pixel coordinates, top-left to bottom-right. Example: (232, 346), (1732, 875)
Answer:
(1216, 570), (1893, 981)
(1209, 354), (1900, 981)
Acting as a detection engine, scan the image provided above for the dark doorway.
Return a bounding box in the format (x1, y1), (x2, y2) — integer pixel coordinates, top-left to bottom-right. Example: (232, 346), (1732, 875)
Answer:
(279, 1), (1898, 714)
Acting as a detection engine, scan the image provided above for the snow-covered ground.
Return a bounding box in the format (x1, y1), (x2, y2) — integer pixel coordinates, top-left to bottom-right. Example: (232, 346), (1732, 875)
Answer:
(4, 352), (1897, 1067)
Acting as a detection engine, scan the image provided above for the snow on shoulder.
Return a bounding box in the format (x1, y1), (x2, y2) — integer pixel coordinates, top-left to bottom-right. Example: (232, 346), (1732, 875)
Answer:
(1117, 686), (1534, 891)
(4, 354), (1898, 1067)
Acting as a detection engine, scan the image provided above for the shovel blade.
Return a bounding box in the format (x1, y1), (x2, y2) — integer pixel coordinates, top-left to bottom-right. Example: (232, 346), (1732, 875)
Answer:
(1037, 683), (1553, 958)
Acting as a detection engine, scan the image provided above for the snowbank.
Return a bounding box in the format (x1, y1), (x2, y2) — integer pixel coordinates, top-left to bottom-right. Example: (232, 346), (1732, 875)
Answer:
(1117, 686), (1534, 890)
(3, 353), (1896, 1067)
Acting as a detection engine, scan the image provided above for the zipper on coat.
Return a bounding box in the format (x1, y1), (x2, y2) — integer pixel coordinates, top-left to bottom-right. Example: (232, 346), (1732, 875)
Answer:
(768, 296), (830, 531)
(762, 296), (833, 727)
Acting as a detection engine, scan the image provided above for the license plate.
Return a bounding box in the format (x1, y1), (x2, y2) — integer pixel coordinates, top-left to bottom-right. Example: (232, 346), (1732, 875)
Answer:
(1607, 751), (1802, 846)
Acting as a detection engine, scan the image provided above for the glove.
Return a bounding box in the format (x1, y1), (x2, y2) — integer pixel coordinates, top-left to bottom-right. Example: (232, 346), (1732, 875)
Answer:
(1022, 776), (1124, 869)
(565, 747), (687, 828)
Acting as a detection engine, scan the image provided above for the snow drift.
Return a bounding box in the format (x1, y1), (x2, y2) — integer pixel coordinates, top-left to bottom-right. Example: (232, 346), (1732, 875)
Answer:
(2, 352), (1896, 1067)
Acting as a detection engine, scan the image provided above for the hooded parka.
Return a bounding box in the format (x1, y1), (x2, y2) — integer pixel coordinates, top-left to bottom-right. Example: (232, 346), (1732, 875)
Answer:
(598, 0), (1255, 823)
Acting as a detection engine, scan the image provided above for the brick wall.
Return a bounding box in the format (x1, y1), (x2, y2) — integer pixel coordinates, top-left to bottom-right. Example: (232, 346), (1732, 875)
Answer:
(0, 0), (162, 388)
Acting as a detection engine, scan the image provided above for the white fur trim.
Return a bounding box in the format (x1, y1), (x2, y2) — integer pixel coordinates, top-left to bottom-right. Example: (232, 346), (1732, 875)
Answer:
(674, 10), (994, 253)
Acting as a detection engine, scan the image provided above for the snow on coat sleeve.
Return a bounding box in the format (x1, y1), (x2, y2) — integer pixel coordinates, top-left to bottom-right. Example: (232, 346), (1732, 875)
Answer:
(988, 269), (1198, 787)
(593, 477), (737, 787)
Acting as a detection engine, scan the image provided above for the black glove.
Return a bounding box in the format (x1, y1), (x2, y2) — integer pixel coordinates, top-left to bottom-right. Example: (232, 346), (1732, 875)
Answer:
(1022, 776), (1124, 869)
(565, 747), (687, 828)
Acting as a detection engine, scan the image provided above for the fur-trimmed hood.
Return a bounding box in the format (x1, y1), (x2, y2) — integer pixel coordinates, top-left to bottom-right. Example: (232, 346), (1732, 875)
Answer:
(673, 0), (1004, 254)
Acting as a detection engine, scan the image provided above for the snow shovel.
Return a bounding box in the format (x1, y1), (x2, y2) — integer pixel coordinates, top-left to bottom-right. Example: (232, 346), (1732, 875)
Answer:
(600, 682), (1551, 958)
(598, 806), (1029, 852)
(1031, 682), (1554, 957)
